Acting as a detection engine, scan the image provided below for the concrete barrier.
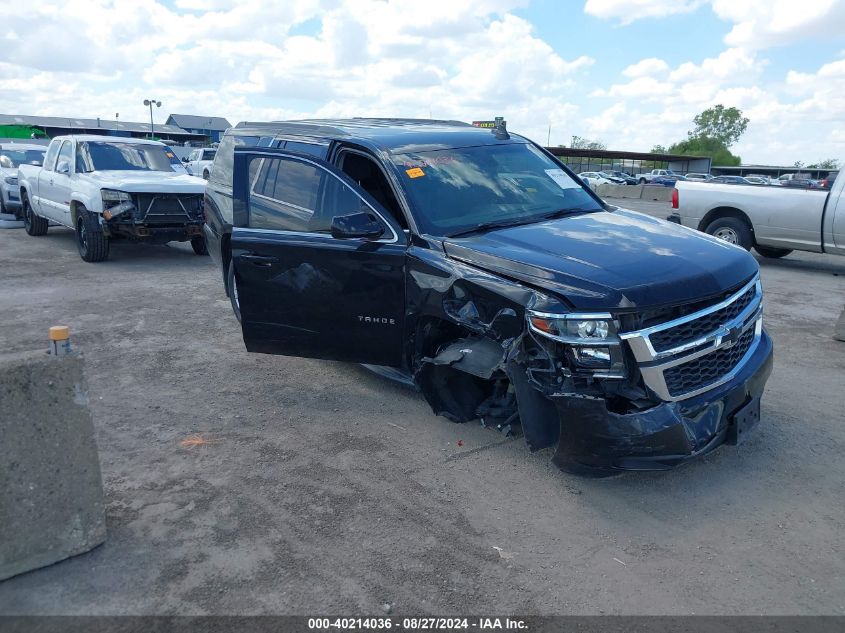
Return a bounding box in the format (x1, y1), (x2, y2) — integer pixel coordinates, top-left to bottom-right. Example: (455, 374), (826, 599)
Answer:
(834, 308), (845, 342)
(596, 183), (644, 199)
(0, 350), (106, 581)
(640, 185), (674, 202)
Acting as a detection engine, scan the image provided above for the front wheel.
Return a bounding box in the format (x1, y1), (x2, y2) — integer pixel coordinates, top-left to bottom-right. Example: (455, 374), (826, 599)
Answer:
(755, 245), (793, 259)
(227, 261), (241, 323)
(76, 209), (110, 262)
(23, 198), (48, 236)
(190, 236), (209, 255)
(202, 170), (210, 180)
(638, 178), (647, 184)
(704, 217), (753, 250)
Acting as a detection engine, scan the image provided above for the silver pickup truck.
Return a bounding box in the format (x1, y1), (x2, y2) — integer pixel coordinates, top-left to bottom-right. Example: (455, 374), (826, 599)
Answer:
(668, 176), (845, 258)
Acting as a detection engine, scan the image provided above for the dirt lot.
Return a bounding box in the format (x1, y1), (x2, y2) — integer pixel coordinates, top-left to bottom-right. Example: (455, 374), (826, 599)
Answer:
(0, 199), (843, 615)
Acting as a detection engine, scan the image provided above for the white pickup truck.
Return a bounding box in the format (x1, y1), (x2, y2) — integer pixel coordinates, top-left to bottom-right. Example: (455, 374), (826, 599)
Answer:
(183, 147), (216, 179)
(18, 135), (208, 262)
(637, 169), (677, 184)
(668, 176), (845, 258)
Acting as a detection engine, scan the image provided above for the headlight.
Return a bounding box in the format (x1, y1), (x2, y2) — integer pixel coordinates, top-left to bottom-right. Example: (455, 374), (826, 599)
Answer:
(101, 189), (135, 220)
(4, 176), (17, 185)
(101, 189), (132, 205)
(527, 311), (626, 377)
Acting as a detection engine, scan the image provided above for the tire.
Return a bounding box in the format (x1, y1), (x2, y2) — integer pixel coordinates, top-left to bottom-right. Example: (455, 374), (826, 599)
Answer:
(75, 208), (109, 262)
(191, 236), (209, 255)
(638, 178), (647, 184)
(202, 170), (210, 180)
(755, 245), (793, 259)
(23, 197), (48, 236)
(227, 261), (241, 324)
(704, 216), (753, 250)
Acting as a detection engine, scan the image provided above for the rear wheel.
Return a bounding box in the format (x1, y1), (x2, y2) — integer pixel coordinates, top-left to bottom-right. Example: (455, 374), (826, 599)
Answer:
(190, 236), (209, 255)
(638, 178), (647, 184)
(704, 216), (753, 250)
(227, 261), (241, 323)
(76, 208), (109, 262)
(754, 245), (792, 259)
(202, 169), (210, 180)
(23, 198), (48, 236)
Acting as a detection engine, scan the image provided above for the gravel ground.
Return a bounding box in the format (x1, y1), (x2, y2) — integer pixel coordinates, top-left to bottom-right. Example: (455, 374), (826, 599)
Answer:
(0, 197), (843, 615)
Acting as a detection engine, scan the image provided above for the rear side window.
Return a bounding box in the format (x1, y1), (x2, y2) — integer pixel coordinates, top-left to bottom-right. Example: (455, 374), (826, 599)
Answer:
(42, 141), (60, 172)
(56, 141), (73, 171)
(209, 134), (259, 187)
(247, 156), (362, 233)
(283, 141), (328, 159)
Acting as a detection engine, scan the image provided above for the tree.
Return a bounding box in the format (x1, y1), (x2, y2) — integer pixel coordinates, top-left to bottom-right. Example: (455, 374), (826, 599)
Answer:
(690, 105), (749, 148)
(807, 159), (840, 170)
(669, 136), (741, 166)
(650, 145), (668, 154)
(570, 136), (607, 151)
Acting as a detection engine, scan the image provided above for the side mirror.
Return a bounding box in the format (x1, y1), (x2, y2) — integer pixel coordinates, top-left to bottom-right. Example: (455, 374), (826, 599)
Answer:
(56, 161), (70, 174)
(30, 160), (43, 167)
(330, 211), (385, 240)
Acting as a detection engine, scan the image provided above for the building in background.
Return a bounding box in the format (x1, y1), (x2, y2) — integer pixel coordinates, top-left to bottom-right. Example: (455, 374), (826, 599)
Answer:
(0, 114), (207, 144)
(547, 147), (712, 176)
(165, 114), (231, 143)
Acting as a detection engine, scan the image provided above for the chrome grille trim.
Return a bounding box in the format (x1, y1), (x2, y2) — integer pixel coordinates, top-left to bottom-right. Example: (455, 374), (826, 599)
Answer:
(620, 276), (762, 401)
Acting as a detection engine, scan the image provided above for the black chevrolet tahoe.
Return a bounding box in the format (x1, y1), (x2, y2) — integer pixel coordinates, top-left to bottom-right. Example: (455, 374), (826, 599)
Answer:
(203, 118), (773, 475)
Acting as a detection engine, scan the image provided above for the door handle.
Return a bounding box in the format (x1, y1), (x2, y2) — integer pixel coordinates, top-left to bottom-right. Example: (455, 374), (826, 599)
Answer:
(241, 254), (279, 267)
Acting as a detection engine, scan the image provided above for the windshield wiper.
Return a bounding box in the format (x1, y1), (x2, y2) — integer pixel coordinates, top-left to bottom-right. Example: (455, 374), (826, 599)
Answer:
(542, 206), (600, 220)
(447, 216), (549, 238)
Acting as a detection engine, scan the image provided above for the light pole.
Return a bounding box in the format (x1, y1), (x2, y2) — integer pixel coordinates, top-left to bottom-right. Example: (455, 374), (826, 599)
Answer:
(143, 99), (161, 139)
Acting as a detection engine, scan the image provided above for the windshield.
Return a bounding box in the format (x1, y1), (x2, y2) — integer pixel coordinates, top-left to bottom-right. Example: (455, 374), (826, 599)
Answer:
(392, 143), (601, 237)
(75, 142), (180, 173)
(1, 148), (46, 167)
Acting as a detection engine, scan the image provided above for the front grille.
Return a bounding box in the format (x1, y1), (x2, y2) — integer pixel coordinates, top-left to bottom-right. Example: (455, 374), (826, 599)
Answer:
(132, 194), (203, 224)
(620, 276), (762, 401)
(650, 285), (756, 352)
(662, 327), (755, 397)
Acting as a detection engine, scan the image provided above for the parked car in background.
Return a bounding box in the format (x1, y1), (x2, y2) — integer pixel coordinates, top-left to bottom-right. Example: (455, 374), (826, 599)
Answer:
(596, 171), (627, 185)
(578, 171), (611, 187)
(710, 175), (754, 185)
(0, 143), (47, 218)
(18, 135), (208, 262)
(602, 170), (638, 185)
(744, 176), (770, 185)
(820, 172), (838, 189)
(636, 168), (677, 184)
(651, 174), (687, 187)
(685, 173), (711, 182)
(184, 147), (217, 179)
(782, 178), (819, 189)
(669, 175), (844, 259)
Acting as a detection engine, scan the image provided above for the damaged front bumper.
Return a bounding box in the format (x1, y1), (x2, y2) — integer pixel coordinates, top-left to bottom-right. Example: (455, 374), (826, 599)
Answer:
(550, 329), (773, 475)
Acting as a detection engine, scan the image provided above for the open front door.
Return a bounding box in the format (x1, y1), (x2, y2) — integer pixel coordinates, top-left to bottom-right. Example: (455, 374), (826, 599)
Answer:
(230, 147), (407, 367)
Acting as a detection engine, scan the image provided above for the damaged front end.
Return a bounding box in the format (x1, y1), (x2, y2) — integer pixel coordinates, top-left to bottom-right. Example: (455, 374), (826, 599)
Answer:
(412, 273), (774, 476)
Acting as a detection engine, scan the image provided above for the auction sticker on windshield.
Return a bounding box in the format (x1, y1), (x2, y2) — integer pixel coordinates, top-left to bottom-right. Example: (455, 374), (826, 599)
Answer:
(545, 168), (580, 190)
(406, 167), (425, 178)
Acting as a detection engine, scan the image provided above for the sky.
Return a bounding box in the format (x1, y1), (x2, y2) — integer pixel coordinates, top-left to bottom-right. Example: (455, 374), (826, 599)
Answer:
(1, 0), (844, 165)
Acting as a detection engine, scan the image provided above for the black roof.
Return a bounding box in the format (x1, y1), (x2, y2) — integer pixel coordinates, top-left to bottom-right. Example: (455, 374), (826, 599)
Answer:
(233, 118), (525, 153)
(167, 114), (232, 131)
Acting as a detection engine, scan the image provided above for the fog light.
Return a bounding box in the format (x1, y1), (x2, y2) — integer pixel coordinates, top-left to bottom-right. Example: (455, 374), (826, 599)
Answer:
(573, 346), (611, 367)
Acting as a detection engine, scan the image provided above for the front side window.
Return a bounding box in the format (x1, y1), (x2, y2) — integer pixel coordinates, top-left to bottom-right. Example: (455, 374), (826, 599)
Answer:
(247, 156), (366, 233)
(392, 143), (601, 237)
(75, 142), (178, 172)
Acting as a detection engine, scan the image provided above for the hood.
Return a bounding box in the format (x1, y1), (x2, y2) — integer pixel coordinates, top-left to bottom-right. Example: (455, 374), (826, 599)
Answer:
(443, 209), (759, 311)
(81, 170), (206, 194)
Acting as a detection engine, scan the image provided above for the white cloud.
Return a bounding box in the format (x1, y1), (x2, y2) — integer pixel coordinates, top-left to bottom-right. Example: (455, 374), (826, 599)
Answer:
(711, 0), (845, 49)
(622, 58), (669, 78)
(584, 0), (704, 25)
